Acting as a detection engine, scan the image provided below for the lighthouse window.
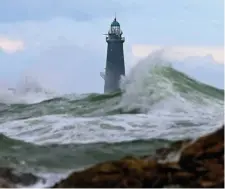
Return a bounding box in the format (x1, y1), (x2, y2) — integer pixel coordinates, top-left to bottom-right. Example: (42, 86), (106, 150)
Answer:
(111, 26), (120, 34)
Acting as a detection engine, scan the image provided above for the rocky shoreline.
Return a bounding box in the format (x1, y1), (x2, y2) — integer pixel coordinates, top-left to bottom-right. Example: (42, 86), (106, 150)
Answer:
(0, 125), (224, 188)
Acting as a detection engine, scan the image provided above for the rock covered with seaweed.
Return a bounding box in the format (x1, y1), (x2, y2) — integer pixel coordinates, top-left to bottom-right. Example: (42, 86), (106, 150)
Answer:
(52, 125), (224, 188)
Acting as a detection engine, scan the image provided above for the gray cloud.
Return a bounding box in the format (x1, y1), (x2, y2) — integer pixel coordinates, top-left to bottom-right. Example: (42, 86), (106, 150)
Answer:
(0, 0), (138, 22)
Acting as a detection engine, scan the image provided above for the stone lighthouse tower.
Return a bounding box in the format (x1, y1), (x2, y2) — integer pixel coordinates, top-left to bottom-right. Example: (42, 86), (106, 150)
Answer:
(101, 17), (125, 93)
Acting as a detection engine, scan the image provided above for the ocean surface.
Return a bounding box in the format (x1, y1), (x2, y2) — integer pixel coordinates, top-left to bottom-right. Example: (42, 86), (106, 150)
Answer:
(0, 56), (224, 187)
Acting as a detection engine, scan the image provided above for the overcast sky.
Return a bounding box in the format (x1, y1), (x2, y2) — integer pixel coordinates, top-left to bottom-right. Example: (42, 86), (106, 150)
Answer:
(0, 0), (224, 93)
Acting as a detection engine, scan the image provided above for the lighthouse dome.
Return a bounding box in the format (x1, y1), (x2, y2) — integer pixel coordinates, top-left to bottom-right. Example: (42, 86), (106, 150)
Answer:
(111, 18), (120, 27)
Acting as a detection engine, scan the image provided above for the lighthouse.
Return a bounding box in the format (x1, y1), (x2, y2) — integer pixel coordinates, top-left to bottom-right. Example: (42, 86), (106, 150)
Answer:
(101, 17), (125, 93)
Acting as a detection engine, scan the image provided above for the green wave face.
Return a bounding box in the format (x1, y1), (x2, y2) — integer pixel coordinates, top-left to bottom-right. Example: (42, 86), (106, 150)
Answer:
(0, 133), (173, 172)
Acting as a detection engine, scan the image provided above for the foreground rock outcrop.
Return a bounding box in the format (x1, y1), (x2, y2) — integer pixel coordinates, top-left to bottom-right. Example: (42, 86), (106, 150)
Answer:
(53, 126), (224, 188)
(0, 167), (44, 187)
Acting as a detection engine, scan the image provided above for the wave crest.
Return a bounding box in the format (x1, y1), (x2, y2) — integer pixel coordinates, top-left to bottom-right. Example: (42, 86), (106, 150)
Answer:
(119, 50), (223, 114)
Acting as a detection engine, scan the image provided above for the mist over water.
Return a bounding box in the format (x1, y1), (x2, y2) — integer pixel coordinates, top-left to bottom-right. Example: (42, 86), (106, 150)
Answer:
(0, 50), (223, 187)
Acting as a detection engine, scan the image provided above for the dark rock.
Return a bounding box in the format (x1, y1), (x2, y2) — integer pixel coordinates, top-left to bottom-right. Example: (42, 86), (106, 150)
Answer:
(0, 177), (15, 188)
(0, 167), (44, 187)
(52, 125), (224, 188)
